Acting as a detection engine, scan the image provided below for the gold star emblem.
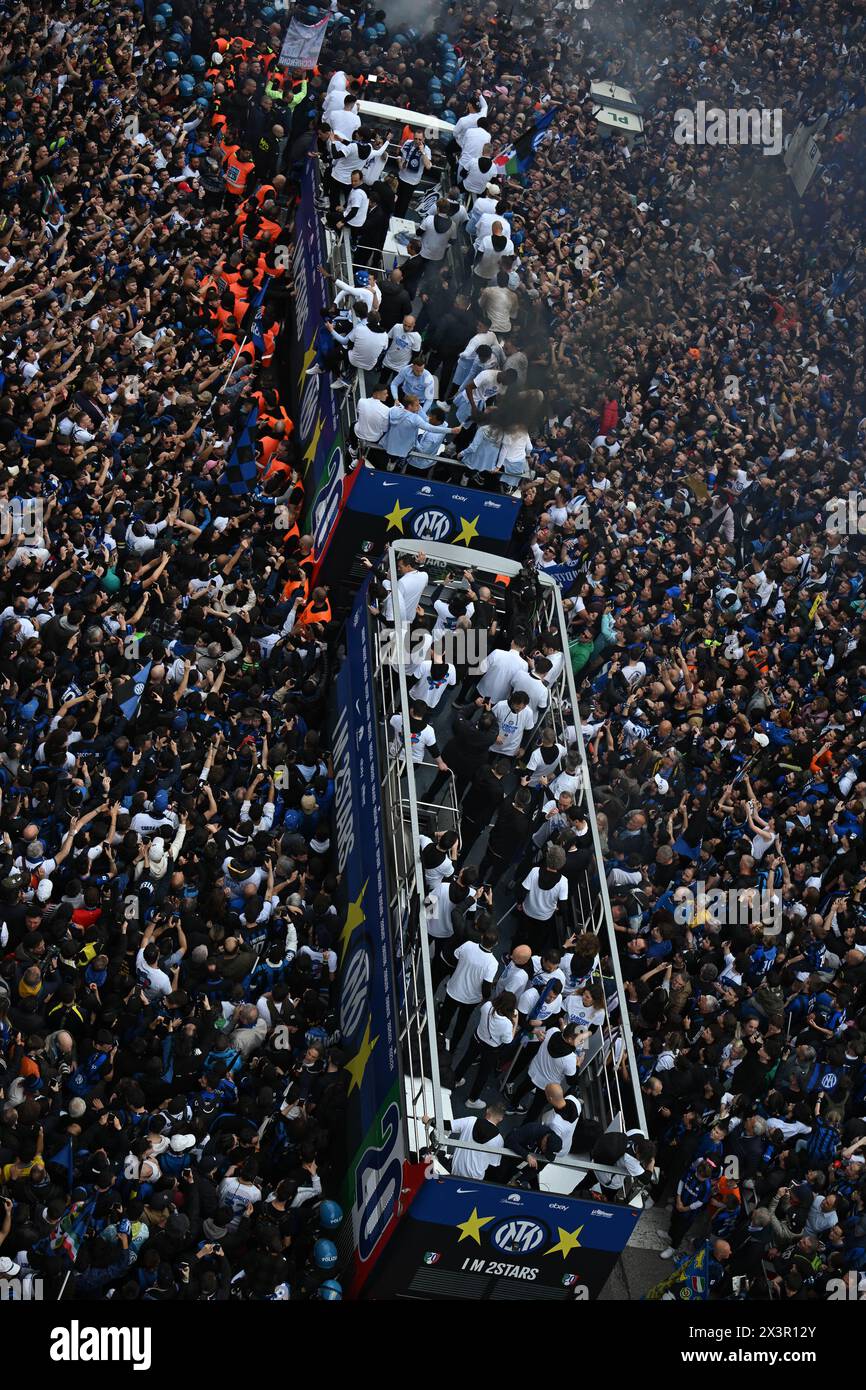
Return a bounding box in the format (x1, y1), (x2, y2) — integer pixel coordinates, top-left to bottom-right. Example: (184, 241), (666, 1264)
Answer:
(384, 499), (412, 533)
(454, 514), (480, 546)
(338, 880), (368, 964)
(298, 343), (318, 388)
(344, 1018), (378, 1093)
(456, 1208), (495, 1245)
(303, 414), (324, 467)
(544, 1225), (584, 1258)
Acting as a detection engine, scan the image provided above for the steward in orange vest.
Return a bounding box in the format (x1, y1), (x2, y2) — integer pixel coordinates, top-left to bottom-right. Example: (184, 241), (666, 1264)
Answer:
(296, 587), (332, 628)
(224, 149), (255, 197)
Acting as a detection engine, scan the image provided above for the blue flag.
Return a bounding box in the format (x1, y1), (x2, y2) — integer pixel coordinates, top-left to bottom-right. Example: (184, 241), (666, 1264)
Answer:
(248, 276), (271, 355)
(226, 404), (260, 495)
(116, 660), (152, 722)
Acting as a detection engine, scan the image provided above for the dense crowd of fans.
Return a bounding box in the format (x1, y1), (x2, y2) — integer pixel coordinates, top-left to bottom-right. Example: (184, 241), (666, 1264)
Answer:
(324, 0), (866, 1302)
(1, 0), (865, 1306)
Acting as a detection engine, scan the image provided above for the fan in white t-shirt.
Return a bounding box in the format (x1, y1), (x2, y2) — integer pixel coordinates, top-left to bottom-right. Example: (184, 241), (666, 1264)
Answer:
(521, 845), (570, 923)
(490, 691), (535, 757)
(475, 640), (528, 703)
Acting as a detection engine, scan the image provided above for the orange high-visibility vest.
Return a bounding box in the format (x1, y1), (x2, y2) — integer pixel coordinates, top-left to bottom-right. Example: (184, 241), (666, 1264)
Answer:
(258, 432), (282, 473)
(259, 324), (279, 366)
(297, 595), (331, 627)
(224, 158), (254, 196)
(281, 572), (307, 603)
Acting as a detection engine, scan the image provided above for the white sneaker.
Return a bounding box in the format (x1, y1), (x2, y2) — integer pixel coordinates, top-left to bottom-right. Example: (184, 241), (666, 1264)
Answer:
(464, 1097), (485, 1109)
(451, 1076), (466, 1089)
(659, 1246), (676, 1260)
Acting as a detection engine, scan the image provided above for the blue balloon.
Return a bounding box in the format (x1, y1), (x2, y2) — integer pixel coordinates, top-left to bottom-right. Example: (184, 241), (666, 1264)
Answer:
(313, 1239), (338, 1271)
(319, 1200), (343, 1230)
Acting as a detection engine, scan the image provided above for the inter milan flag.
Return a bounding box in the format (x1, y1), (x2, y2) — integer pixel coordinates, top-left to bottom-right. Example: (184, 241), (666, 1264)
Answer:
(115, 660), (152, 723)
(225, 404), (259, 495)
(494, 105), (561, 176)
(247, 276), (271, 354)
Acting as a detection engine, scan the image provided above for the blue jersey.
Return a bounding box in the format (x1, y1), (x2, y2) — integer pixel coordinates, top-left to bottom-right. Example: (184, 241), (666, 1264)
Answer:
(679, 1167), (712, 1210)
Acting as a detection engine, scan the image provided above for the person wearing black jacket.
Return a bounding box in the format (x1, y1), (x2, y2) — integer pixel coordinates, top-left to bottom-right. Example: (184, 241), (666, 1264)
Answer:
(427, 710), (498, 802)
(460, 758), (509, 845)
(478, 786), (534, 886)
(353, 189), (389, 269)
(426, 293), (476, 393)
(496, 1121), (562, 1186)
(377, 268), (413, 331)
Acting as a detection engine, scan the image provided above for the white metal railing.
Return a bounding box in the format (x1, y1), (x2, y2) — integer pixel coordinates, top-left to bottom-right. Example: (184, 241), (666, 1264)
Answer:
(370, 538), (646, 1181)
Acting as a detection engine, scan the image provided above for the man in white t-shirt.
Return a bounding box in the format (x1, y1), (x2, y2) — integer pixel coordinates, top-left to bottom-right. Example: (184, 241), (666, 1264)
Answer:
(354, 384), (391, 449)
(325, 94), (361, 143)
(471, 637), (528, 706)
(439, 926), (499, 1054)
(135, 941), (174, 1002)
(382, 315), (421, 373)
(425, 1102), (505, 1182)
(511, 1022), (586, 1120)
(490, 690), (535, 758)
(372, 552), (428, 623)
(519, 845), (569, 955)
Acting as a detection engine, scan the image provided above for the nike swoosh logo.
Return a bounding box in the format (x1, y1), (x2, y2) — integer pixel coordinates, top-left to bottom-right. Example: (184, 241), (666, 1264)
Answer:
(381, 482), (399, 487)
(455, 1188), (476, 1194)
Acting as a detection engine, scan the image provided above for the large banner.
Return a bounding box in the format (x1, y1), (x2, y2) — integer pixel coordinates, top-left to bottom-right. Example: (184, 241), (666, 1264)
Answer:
(290, 159), (345, 549)
(278, 15), (329, 69)
(334, 579), (405, 1295)
(317, 468), (520, 590)
(362, 1176), (640, 1300)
